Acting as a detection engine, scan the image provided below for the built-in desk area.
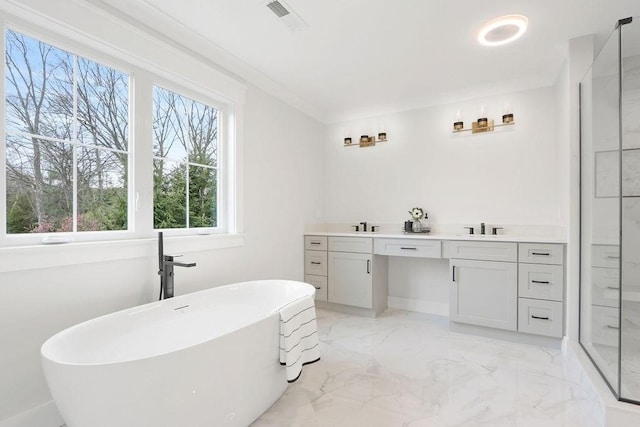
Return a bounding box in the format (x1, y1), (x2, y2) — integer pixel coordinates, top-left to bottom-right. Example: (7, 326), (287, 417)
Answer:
(304, 232), (566, 339)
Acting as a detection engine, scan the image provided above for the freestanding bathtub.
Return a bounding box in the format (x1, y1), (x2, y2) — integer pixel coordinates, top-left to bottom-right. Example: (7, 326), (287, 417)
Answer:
(41, 280), (316, 427)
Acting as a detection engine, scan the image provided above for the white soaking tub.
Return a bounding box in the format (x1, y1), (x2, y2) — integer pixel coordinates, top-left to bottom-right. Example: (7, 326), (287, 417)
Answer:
(41, 280), (316, 427)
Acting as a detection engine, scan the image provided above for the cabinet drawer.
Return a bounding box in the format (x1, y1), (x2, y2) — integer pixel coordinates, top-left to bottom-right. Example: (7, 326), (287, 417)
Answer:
(443, 241), (517, 262)
(518, 298), (563, 338)
(304, 235), (328, 251)
(374, 238), (441, 258)
(518, 263), (564, 302)
(305, 274), (328, 302)
(518, 243), (564, 265)
(304, 250), (328, 276)
(591, 245), (620, 268)
(591, 267), (620, 307)
(591, 305), (620, 346)
(328, 236), (372, 254)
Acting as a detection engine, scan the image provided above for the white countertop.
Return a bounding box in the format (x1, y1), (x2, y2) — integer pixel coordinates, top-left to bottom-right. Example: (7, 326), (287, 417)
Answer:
(304, 231), (566, 244)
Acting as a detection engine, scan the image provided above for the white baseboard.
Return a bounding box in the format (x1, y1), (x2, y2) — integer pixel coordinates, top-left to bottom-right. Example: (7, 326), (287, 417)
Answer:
(387, 296), (448, 316)
(0, 401), (63, 427)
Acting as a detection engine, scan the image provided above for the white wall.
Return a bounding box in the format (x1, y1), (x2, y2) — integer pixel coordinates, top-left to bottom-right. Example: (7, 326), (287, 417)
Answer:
(326, 87), (563, 229)
(0, 1), (325, 424)
(325, 87), (566, 310)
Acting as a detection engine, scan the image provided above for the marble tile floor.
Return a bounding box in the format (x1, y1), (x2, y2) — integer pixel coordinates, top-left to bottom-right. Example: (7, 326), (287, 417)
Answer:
(253, 308), (602, 427)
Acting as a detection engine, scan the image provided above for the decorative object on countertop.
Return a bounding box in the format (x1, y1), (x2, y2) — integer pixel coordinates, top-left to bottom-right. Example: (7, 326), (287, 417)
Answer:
(406, 207), (431, 233)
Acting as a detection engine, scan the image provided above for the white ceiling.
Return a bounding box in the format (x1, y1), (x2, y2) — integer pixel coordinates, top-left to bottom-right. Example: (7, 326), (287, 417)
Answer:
(95, 0), (640, 122)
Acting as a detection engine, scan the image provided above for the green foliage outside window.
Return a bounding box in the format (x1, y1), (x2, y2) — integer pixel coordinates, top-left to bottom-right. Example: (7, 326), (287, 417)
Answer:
(4, 30), (219, 234)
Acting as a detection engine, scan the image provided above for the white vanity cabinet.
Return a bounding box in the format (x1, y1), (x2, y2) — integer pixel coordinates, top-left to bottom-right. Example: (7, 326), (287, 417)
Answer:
(326, 236), (388, 314)
(304, 233), (566, 338)
(446, 242), (518, 331)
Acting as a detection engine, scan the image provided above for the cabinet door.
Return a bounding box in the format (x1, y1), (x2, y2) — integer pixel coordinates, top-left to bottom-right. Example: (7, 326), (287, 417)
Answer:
(450, 259), (517, 331)
(328, 252), (373, 308)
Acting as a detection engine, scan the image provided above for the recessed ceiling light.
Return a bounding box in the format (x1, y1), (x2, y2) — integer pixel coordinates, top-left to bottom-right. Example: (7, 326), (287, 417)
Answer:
(478, 15), (528, 46)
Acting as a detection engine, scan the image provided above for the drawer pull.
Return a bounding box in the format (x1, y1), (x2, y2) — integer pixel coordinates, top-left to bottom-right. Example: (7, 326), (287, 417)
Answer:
(531, 315), (550, 321)
(607, 286), (620, 290)
(310, 241), (322, 245)
(606, 255), (620, 259)
(606, 325), (620, 330)
(310, 261), (322, 265)
(531, 252), (550, 256)
(400, 247), (417, 250)
(314, 286), (322, 290)
(531, 280), (550, 284)
(452, 266), (456, 282)
(367, 259), (371, 274)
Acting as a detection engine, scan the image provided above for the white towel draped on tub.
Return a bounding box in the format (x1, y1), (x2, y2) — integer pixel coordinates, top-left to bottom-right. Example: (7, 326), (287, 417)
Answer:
(278, 295), (321, 383)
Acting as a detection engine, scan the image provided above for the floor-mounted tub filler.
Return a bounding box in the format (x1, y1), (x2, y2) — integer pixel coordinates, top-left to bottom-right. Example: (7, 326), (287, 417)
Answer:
(41, 280), (320, 427)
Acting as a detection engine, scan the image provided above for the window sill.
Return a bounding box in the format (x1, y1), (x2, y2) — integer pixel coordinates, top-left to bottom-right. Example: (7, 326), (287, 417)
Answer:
(0, 233), (245, 273)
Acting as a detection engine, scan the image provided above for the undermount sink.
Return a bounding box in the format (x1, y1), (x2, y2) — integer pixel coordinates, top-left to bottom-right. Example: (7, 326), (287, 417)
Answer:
(455, 234), (500, 238)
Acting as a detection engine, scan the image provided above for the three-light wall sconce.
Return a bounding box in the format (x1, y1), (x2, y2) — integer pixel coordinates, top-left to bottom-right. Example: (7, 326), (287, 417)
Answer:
(452, 106), (515, 134)
(344, 131), (388, 147)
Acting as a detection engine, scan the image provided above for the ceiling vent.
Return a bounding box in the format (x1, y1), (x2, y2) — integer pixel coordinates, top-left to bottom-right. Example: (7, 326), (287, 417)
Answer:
(266, 1), (290, 18)
(265, 0), (308, 31)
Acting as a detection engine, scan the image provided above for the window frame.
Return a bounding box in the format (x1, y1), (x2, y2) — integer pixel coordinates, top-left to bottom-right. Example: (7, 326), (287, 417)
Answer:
(0, 17), (241, 249)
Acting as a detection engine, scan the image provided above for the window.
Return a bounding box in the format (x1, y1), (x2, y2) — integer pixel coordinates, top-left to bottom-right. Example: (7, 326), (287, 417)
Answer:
(2, 25), (237, 248)
(152, 86), (219, 230)
(4, 29), (129, 234)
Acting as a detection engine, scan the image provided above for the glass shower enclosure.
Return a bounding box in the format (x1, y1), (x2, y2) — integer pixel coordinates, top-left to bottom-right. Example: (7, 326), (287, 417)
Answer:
(580, 16), (640, 404)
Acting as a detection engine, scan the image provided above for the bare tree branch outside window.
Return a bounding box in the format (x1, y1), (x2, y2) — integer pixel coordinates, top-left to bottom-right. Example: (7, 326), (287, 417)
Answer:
(5, 30), (128, 233)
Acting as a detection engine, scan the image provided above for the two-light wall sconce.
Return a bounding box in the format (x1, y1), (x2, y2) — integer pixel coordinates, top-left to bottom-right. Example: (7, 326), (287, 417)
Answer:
(452, 106), (515, 134)
(344, 131), (388, 147)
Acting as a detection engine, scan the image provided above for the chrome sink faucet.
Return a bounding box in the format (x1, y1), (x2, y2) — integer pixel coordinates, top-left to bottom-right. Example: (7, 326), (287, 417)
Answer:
(158, 232), (196, 300)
